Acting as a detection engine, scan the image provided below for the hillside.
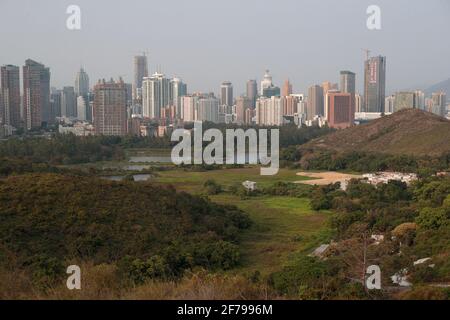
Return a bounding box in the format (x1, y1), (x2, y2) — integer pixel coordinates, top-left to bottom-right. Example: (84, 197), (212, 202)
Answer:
(301, 109), (450, 157)
(425, 78), (450, 96)
(0, 173), (250, 282)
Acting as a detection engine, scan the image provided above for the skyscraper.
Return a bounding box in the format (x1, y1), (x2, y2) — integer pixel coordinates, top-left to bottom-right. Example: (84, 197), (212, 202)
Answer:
(260, 70), (280, 98)
(22, 59), (50, 129)
(246, 79), (257, 107)
(133, 54), (149, 102)
(282, 79), (293, 97)
(142, 72), (170, 119)
(394, 92), (418, 112)
(93, 78), (127, 136)
(1, 65), (21, 128)
(431, 92), (447, 117)
(61, 86), (77, 118)
(220, 81), (233, 107)
(75, 67), (90, 96)
(364, 55), (386, 112)
(307, 85), (324, 120)
(340, 71), (356, 94)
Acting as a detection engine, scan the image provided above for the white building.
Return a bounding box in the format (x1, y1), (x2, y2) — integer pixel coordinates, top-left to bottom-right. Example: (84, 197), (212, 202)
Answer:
(255, 96), (284, 126)
(142, 72), (170, 119)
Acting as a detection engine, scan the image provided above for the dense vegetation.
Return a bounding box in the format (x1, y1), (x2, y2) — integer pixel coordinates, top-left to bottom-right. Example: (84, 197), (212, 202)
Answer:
(0, 174), (251, 288)
(271, 177), (450, 299)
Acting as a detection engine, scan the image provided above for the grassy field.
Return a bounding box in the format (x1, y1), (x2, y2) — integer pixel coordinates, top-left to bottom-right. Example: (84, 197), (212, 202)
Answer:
(152, 167), (331, 275)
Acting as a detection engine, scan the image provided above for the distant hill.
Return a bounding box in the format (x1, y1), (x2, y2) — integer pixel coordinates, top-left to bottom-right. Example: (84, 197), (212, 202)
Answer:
(425, 78), (450, 97)
(301, 109), (450, 157)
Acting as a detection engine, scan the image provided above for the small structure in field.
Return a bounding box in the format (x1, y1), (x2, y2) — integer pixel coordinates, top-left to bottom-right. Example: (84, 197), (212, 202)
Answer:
(242, 180), (257, 191)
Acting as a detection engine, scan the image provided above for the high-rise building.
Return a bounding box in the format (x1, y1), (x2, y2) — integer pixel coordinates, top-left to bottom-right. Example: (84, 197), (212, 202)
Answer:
(93, 78), (127, 136)
(77, 95), (88, 121)
(307, 85), (324, 120)
(385, 95), (395, 113)
(50, 89), (62, 118)
(394, 92), (418, 112)
(181, 95), (199, 122)
(22, 59), (51, 129)
(260, 70), (280, 98)
(142, 72), (170, 119)
(246, 79), (257, 107)
(340, 71), (356, 94)
(414, 90), (425, 110)
(235, 96), (252, 125)
(431, 92), (447, 117)
(255, 96), (284, 126)
(197, 96), (219, 123)
(169, 77), (187, 118)
(1, 65), (21, 128)
(75, 67), (89, 96)
(326, 92), (354, 129)
(133, 54), (149, 102)
(61, 86), (77, 118)
(355, 93), (363, 113)
(220, 81), (233, 107)
(364, 55), (386, 112)
(282, 79), (293, 97)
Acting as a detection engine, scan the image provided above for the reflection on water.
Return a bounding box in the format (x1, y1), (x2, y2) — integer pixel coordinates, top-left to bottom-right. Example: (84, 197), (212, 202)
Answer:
(103, 174), (152, 182)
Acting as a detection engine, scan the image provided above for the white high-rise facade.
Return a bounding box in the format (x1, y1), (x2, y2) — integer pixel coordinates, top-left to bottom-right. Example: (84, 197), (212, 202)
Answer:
(142, 72), (170, 119)
(256, 96), (284, 126)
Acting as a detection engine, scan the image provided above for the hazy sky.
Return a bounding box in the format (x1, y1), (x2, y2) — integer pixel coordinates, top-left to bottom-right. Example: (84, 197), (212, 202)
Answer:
(1, 0), (449, 95)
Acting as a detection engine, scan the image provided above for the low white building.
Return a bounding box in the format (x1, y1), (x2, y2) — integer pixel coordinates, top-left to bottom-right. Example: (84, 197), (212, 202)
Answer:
(363, 172), (418, 186)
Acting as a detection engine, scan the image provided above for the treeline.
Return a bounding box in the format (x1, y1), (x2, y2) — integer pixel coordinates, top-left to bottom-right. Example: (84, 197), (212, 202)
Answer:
(290, 150), (450, 174)
(0, 173), (251, 288)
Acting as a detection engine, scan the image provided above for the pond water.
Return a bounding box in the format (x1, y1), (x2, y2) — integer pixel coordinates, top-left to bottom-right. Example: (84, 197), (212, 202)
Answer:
(103, 174), (152, 182)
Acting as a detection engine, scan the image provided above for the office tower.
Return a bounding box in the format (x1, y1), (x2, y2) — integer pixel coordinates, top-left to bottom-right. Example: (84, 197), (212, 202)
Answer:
(50, 90), (62, 118)
(22, 59), (51, 129)
(255, 96), (284, 126)
(385, 95), (395, 113)
(307, 85), (324, 120)
(197, 96), (219, 123)
(431, 92), (447, 117)
(326, 92), (354, 129)
(282, 79), (293, 97)
(61, 86), (77, 118)
(394, 92), (418, 112)
(246, 79), (257, 107)
(260, 70), (280, 98)
(132, 54), (149, 102)
(220, 81), (233, 107)
(93, 78), (127, 136)
(340, 71), (356, 94)
(235, 96), (252, 124)
(75, 67), (89, 96)
(1, 65), (21, 128)
(170, 77), (187, 118)
(142, 72), (170, 119)
(181, 95), (199, 122)
(364, 55), (386, 112)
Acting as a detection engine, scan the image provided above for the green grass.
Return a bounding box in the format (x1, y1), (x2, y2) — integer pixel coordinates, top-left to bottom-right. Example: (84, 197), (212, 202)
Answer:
(153, 167), (311, 193)
(211, 194), (331, 275)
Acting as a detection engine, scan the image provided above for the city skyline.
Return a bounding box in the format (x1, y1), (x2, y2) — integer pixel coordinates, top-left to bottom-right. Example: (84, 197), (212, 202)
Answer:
(1, 0), (449, 95)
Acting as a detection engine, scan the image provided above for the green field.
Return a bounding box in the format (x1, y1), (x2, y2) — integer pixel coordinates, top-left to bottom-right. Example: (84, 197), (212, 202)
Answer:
(153, 167), (331, 275)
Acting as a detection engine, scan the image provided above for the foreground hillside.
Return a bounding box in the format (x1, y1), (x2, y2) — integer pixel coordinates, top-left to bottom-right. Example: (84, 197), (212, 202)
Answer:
(302, 109), (450, 157)
(0, 173), (251, 291)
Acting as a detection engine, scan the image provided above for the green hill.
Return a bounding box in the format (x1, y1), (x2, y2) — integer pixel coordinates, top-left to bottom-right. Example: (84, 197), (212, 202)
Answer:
(0, 173), (251, 282)
(301, 109), (450, 157)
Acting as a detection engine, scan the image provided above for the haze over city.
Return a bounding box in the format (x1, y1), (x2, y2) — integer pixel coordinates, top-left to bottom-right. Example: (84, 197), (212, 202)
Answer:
(1, 0), (449, 94)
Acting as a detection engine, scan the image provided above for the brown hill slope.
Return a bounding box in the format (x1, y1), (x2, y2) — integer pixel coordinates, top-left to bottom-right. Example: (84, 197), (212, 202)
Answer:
(301, 109), (450, 156)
